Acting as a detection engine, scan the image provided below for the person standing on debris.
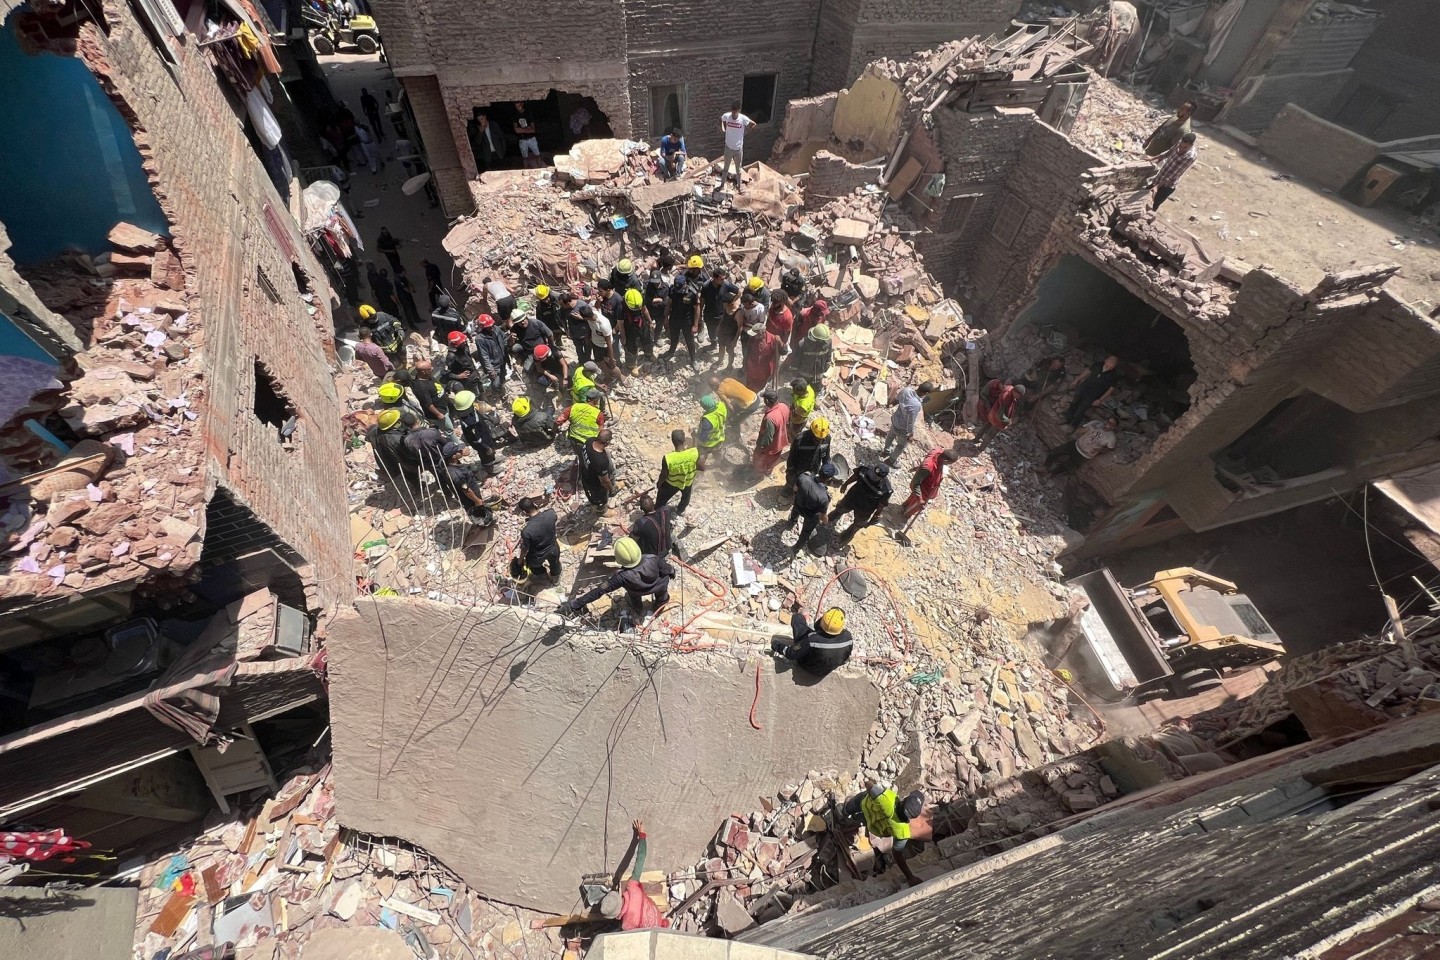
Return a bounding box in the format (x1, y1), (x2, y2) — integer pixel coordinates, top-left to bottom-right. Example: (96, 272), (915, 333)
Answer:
(785, 417), (831, 494)
(782, 461), (838, 555)
(752, 390), (790, 477)
(719, 102), (755, 191)
(793, 324), (833, 395)
(362, 305), (406, 369)
(579, 428), (617, 513)
(1143, 99), (1195, 159)
(515, 496), (563, 581)
(715, 286), (744, 371)
(656, 429), (698, 515)
(443, 331), (480, 389)
(366, 409), (415, 492)
(881, 380), (934, 466)
(393, 266), (422, 328)
(439, 441), (497, 526)
(792, 299), (829, 350)
(1150, 132), (1198, 210)
(700, 267), (736, 349)
(695, 393), (728, 469)
(451, 390), (503, 476)
(360, 87), (384, 139)
(661, 257), (704, 369)
(586, 302), (625, 383)
(563, 292), (594, 365)
(529, 344), (569, 398)
(557, 387), (607, 455)
(618, 288), (655, 369)
(644, 261), (672, 333)
(841, 784), (927, 886)
(900, 445), (960, 533)
(828, 461), (894, 544)
(973, 379), (1026, 450)
(353, 326), (393, 379)
(401, 417), (449, 477)
(514, 101), (541, 168)
(787, 377), (816, 442)
(511, 396), (558, 445)
(772, 599), (853, 677)
(742, 320), (782, 392)
(596, 277), (626, 325)
(421, 258), (444, 308)
(1066, 355), (1121, 429)
(474, 314), (508, 396)
(376, 227), (403, 273)
(767, 290), (795, 349)
(610, 258), (643, 295)
(1046, 416), (1119, 473)
(746, 275), (771, 309)
(375, 380), (422, 421)
(482, 275), (517, 322)
(658, 127), (687, 179)
(600, 820), (671, 931)
(632, 493), (678, 558)
(566, 537), (676, 619)
(533, 284), (564, 345)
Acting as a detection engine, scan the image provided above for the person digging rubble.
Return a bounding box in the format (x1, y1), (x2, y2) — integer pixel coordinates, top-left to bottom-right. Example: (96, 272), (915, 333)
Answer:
(787, 377), (816, 442)
(557, 387), (607, 456)
(367, 409), (417, 492)
(973, 379), (1025, 450)
(529, 344), (569, 398)
(792, 323), (833, 390)
(1017, 356), (1067, 414)
(771, 600), (852, 678)
(450, 390), (504, 476)
(514, 495), (562, 582)
(695, 393), (728, 470)
(752, 390), (791, 478)
(1066, 355), (1122, 429)
(655, 428), (698, 515)
(661, 256), (704, 369)
(473, 314), (508, 396)
(618, 288), (655, 370)
(610, 257), (643, 296)
(565, 536), (675, 618)
(631, 493), (678, 559)
(741, 320), (781, 393)
(881, 380), (935, 466)
(785, 417), (832, 495)
(570, 361), (607, 406)
(599, 820), (670, 931)
(579, 428), (617, 513)
(482, 275), (517, 322)
(900, 444), (960, 536)
(510, 396), (558, 445)
(360, 304), (406, 369)
(828, 461), (893, 544)
(438, 441), (498, 527)
(840, 783), (928, 886)
(782, 461), (838, 556)
(1046, 416), (1118, 473)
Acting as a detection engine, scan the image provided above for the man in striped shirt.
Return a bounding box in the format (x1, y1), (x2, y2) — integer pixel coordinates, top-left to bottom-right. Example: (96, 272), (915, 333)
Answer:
(1151, 132), (1197, 210)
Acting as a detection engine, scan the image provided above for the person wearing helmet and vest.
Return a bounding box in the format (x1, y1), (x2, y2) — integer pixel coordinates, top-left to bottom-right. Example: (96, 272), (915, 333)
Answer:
(366, 408), (416, 491)
(741, 319), (781, 392)
(529, 343), (569, 397)
(578, 428), (616, 513)
(792, 299), (829, 350)
(793, 324), (833, 389)
(661, 256), (705, 369)
(472, 314), (507, 396)
(828, 461), (893, 544)
(656, 428), (698, 515)
(785, 417), (831, 494)
(451, 390), (502, 475)
(443, 330), (480, 389)
(783, 461), (837, 555)
(609, 258), (643, 296)
(752, 390), (790, 477)
(695, 393), (728, 468)
(772, 597), (853, 678)
(787, 377), (816, 441)
(361, 304), (407, 368)
(511, 395), (558, 445)
(745, 275), (771, 309)
(565, 536), (676, 617)
(556, 387), (607, 454)
(841, 784), (927, 886)
(618, 287), (654, 369)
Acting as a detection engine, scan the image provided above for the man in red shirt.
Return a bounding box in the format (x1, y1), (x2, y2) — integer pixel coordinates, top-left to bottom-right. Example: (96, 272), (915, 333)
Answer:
(973, 379), (1026, 450)
(791, 298), (828, 350)
(900, 445), (960, 538)
(752, 390), (790, 477)
(742, 322), (781, 392)
(766, 290), (794, 346)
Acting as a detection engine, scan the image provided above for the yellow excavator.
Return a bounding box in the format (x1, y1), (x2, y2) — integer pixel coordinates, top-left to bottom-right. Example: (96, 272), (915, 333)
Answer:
(1065, 567), (1286, 699)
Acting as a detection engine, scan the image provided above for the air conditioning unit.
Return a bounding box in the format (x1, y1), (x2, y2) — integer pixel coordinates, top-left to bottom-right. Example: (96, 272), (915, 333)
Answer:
(273, 603), (311, 657)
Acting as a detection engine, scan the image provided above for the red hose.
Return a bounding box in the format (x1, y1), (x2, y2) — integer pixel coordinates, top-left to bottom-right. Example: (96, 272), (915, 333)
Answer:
(749, 662), (763, 730)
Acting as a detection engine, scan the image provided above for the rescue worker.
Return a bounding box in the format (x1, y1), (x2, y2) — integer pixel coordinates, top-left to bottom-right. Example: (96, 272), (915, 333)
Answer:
(828, 461), (893, 544)
(708, 374), (760, 428)
(530, 343), (569, 397)
(841, 784), (926, 886)
(741, 320), (781, 392)
(793, 324), (833, 390)
(655, 428), (698, 515)
(792, 298), (829, 350)
(578, 428), (616, 513)
(785, 417), (831, 494)
(514, 496), (562, 581)
(438, 441), (496, 527)
(511, 396), (558, 445)
(787, 377), (816, 441)
(771, 599), (852, 677)
(401, 418), (449, 477)
(661, 255), (704, 369)
(361, 304), (406, 368)
(376, 380), (423, 421)
(631, 493), (677, 558)
(609, 257), (643, 295)
(562, 291), (592, 365)
(565, 536), (675, 617)
(473, 314), (508, 396)
(366, 408), (415, 491)
(695, 393), (728, 469)
(973, 379), (1026, 450)
(532, 284), (564, 346)
(556, 387), (606, 455)
(509, 309), (554, 360)
(570, 361), (605, 405)
(752, 390), (790, 477)
(443, 330), (480, 390)
(450, 390), (501, 475)
(430, 294), (466, 342)
(618, 288), (654, 369)
(745, 275), (771, 308)
(783, 461), (837, 555)
(900, 445), (961, 535)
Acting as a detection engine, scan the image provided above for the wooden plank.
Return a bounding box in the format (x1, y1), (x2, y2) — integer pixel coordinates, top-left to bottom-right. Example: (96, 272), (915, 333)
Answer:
(149, 893), (197, 937)
(382, 898), (441, 925)
(886, 158), (924, 200)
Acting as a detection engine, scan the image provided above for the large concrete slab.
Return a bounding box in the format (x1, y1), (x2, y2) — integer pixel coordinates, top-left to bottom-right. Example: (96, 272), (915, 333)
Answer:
(329, 598), (879, 912)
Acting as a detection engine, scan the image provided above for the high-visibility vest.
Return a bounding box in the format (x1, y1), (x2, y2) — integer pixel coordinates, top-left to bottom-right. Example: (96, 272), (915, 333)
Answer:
(700, 402), (728, 448)
(663, 448), (699, 489)
(571, 368), (596, 404)
(790, 385), (816, 425)
(860, 789), (910, 841)
(567, 402), (601, 442)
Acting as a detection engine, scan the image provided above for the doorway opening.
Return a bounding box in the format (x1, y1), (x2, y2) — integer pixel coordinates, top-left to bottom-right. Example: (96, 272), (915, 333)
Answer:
(466, 90), (611, 173)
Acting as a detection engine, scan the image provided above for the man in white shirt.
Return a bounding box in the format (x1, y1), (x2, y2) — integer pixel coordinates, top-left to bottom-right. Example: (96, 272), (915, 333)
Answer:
(1045, 417), (1118, 473)
(719, 102), (755, 190)
(587, 303), (624, 382)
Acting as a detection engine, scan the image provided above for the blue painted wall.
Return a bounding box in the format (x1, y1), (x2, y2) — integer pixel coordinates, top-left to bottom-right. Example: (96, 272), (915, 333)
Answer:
(0, 14), (169, 265)
(0, 310), (59, 364)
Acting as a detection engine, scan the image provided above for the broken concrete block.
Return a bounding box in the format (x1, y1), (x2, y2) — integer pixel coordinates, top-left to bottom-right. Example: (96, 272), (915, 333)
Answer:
(1062, 789), (1099, 812)
(108, 221), (163, 253)
(715, 893), (757, 935)
(831, 218), (870, 245)
(803, 813), (827, 833)
(853, 274), (880, 300)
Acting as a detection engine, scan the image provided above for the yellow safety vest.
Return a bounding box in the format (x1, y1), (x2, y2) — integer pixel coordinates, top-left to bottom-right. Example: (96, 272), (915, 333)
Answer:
(571, 369), (596, 404)
(860, 790), (911, 841)
(790, 385), (816, 425)
(701, 401), (728, 448)
(567, 402), (601, 442)
(663, 448), (699, 489)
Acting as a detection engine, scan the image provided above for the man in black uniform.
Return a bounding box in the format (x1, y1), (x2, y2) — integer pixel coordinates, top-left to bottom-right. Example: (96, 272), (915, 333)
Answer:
(516, 496), (562, 580)
(562, 292), (592, 365)
(783, 462), (837, 555)
(451, 390), (503, 476)
(828, 461), (893, 544)
(579, 429), (616, 512)
(367, 409), (416, 491)
(699, 267), (737, 348)
(785, 418), (832, 495)
(771, 599), (853, 677)
(438, 441), (495, 526)
(662, 257), (704, 369)
(564, 536), (674, 616)
(631, 493), (677, 558)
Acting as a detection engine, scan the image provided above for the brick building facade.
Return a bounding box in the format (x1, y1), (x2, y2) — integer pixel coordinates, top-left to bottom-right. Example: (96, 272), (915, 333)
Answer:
(366, 0), (1023, 213)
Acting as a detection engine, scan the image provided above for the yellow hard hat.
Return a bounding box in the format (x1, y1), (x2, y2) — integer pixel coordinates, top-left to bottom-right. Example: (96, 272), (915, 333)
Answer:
(625, 288), (644, 310)
(810, 323), (831, 341)
(819, 608), (846, 635)
(535, 284), (550, 299)
(451, 390), (476, 411)
(377, 409), (401, 430)
(358, 304), (377, 319)
(378, 382), (403, 404)
(512, 396), (532, 417)
(810, 417), (830, 439)
(687, 255), (704, 269)
(617, 258), (634, 274)
(747, 277), (763, 291)
(614, 536), (642, 568)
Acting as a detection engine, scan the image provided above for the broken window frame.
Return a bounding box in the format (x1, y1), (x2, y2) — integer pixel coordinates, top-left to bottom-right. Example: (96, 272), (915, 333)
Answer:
(938, 193), (981, 234)
(649, 83), (687, 139)
(990, 193), (1030, 248)
(741, 73), (778, 126)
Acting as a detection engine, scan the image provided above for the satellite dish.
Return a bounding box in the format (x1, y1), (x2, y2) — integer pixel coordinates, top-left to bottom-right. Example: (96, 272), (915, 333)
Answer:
(401, 172), (432, 196)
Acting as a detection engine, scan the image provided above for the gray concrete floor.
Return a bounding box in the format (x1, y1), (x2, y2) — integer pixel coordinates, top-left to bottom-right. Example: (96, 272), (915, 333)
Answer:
(317, 52), (464, 317)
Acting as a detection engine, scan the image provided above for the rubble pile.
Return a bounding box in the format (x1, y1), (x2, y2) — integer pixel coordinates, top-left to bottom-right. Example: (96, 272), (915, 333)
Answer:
(0, 223), (220, 605)
(135, 762), (558, 960)
(1067, 75), (1173, 165)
